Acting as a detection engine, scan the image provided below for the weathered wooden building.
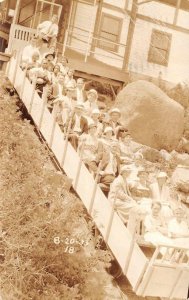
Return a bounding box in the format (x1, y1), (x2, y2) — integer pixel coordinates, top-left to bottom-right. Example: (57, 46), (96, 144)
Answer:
(1, 0), (189, 85)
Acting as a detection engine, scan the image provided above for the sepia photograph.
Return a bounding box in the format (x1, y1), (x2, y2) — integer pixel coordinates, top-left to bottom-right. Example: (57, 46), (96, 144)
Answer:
(0, 0), (189, 299)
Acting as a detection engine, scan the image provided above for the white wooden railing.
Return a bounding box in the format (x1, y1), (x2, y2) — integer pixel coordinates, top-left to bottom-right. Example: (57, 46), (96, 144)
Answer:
(5, 50), (189, 300)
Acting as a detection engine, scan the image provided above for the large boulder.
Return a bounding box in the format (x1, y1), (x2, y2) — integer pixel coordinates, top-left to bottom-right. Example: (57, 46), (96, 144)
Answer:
(171, 165), (189, 193)
(115, 80), (184, 151)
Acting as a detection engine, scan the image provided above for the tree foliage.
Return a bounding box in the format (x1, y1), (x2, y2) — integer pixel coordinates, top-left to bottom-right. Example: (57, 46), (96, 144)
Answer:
(0, 75), (112, 300)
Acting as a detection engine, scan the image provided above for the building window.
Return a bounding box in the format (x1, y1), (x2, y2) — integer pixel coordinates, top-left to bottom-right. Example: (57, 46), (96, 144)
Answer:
(148, 29), (172, 66)
(98, 13), (122, 52)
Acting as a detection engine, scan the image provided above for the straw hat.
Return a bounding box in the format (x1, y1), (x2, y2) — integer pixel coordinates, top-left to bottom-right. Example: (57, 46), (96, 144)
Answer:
(109, 108), (121, 116)
(104, 126), (113, 134)
(120, 165), (134, 175)
(91, 108), (100, 115)
(157, 171), (167, 178)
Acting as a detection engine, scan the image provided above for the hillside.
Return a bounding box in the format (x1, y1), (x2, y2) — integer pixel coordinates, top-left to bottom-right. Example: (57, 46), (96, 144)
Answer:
(0, 74), (124, 300)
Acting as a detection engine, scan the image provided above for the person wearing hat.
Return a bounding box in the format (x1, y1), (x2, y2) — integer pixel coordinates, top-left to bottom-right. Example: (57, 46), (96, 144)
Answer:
(25, 51), (41, 76)
(89, 108), (103, 137)
(100, 126), (117, 150)
(57, 56), (69, 76)
(84, 89), (98, 116)
(143, 201), (172, 252)
(108, 165), (137, 223)
(66, 103), (88, 150)
(52, 75), (70, 124)
(72, 78), (87, 103)
(29, 58), (51, 97)
(78, 123), (103, 176)
(150, 171), (173, 224)
(36, 14), (59, 49)
(106, 108), (122, 136)
(98, 140), (121, 193)
(64, 68), (76, 90)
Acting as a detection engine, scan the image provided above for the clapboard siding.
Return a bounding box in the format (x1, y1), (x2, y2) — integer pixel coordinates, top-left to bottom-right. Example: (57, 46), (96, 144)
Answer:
(69, 2), (97, 54)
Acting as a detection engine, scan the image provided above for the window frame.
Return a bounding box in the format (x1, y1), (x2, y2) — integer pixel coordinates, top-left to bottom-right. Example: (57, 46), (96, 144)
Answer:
(97, 13), (123, 53)
(148, 29), (172, 67)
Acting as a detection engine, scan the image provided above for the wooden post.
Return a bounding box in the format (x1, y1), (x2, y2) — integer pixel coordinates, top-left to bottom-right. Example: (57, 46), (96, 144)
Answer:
(90, 0), (103, 55)
(60, 114), (73, 167)
(49, 116), (56, 148)
(62, 0), (73, 56)
(122, 0), (138, 72)
(12, 0), (21, 25)
(73, 143), (85, 190)
(38, 86), (48, 130)
(20, 64), (28, 98)
(124, 230), (136, 275)
(12, 51), (21, 86)
(173, 0), (181, 25)
(104, 197), (116, 243)
(29, 76), (37, 114)
(88, 162), (102, 214)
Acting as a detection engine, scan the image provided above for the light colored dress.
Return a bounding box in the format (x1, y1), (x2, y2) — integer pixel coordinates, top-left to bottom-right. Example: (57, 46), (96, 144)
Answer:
(144, 214), (172, 247)
(108, 175), (137, 222)
(168, 218), (189, 253)
(150, 182), (173, 222)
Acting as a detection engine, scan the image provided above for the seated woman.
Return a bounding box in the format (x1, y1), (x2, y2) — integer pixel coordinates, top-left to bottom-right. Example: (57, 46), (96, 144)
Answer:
(89, 109), (103, 137)
(64, 68), (76, 89)
(57, 56), (69, 76)
(150, 172), (173, 224)
(51, 64), (61, 85)
(168, 207), (189, 255)
(52, 86), (74, 126)
(100, 126), (117, 149)
(78, 123), (102, 176)
(84, 89), (98, 116)
(144, 201), (172, 248)
(26, 51), (41, 77)
(108, 165), (137, 223)
(129, 168), (152, 217)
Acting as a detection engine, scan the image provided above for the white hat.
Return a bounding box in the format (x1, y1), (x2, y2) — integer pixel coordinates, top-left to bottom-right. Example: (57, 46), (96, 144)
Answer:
(120, 165), (134, 174)
(87, 89), (98, 97)
(88, 123), (97, 129)
(157, 171), (167, 178)
(75, 103), (84, 109)
(104, 126), (113, 134)
(91, 108), (100, 114)
(109, 108), (121, 115)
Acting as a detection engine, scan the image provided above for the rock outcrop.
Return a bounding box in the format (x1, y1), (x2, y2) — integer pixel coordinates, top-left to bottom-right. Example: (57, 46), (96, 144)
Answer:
(115, 80), (184, 151)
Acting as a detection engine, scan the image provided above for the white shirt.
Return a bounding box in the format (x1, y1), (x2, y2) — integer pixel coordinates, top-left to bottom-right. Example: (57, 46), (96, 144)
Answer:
(104, 152), (116, 175)
(73, 115), (81, 133)
(168, 219), (189, 237)
(21, 45), (40, 64)
(37, 21), (58, 37)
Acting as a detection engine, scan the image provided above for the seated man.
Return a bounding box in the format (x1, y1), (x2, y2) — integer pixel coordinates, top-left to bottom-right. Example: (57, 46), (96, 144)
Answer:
(72, 78), (87, 103)
(78, 123), (102, 176)
(98, 141), (121, 192)
(29, 59), (51, 97)
(26, 51), (41, 77)
(108, 165), (137, 223)
(37, 14), (59, 49)
(21, 37), (40, 69)
(105, 108), (122, 136)
(66, 103), (88, 150)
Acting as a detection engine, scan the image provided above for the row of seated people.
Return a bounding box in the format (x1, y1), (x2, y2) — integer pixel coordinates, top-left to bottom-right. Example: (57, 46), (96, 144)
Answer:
(20, 34), (189, 256)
